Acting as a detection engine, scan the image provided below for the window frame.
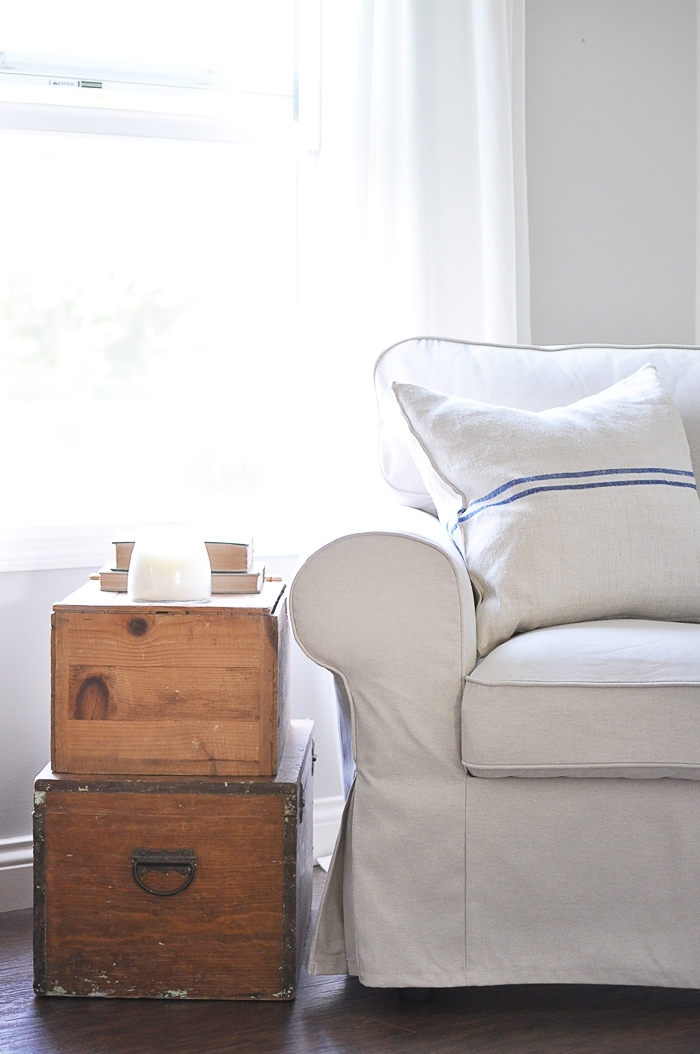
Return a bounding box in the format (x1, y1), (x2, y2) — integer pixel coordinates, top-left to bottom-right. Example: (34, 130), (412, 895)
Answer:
(0, 0), (320, 146)
(0, 0), (321, 566)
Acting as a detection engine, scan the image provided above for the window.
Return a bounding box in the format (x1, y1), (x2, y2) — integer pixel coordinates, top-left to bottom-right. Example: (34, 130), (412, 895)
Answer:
(0, 2), (315, 554)
(0, 1), (296, 130)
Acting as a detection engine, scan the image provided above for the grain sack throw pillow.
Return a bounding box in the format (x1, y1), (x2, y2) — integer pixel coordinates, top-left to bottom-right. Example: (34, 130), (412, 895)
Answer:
(393, 365), (700, 656)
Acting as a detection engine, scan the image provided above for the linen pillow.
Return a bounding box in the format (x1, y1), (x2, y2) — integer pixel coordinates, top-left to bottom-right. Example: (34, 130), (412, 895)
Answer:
(393, 365), (700, 656)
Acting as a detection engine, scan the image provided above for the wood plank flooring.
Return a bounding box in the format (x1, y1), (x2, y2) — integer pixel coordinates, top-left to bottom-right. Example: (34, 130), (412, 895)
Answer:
(3, 868), (700, 1054)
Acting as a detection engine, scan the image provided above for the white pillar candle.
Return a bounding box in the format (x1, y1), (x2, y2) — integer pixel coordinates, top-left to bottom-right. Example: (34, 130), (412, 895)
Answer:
(127, 524), (211, 603)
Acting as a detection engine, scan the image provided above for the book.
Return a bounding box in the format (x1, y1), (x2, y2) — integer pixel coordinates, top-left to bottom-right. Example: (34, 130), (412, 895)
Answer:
(113, 538), (253, 573)
(98, 562), (266, 595)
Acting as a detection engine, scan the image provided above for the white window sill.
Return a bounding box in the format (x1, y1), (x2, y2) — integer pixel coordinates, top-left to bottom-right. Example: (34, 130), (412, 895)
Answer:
(0, 524), (136, 573)
(0, 100), (299, 145)
(0, 525), (300, 574)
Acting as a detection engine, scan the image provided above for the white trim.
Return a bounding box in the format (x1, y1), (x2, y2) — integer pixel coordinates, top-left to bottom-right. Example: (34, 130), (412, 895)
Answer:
(511, 0), (532, 344)
(312, 794), (344, 863)
(696, 0), (700, 343)
(0, 864), (33, 913)
(0, 526), (300, 574)
(0, 835), (33, 870)
(297, 0), (322, 151)
(0, 99), (297, 144)
(0, 524), (135, 573)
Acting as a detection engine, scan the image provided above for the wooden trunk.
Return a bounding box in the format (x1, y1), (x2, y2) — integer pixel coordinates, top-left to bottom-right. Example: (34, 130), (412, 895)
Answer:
(51, 579), (289, 776)
(34, 720), (313, 1001)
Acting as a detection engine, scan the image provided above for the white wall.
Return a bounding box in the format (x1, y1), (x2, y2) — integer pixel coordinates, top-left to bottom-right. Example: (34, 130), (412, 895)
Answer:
(0, 566), (91, 911)
(0, 556), (343, 911)
(526, 0), (697, 345)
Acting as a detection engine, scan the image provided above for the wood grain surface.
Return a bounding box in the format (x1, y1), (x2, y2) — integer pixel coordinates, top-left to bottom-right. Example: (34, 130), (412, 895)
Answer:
(52, 584), (289, 776)
(59, 719), (261, 774)
(68, 666), (261, 720)
(54, 610), (262, 668)
(41, 792), (286, 999)
(35, 720), (312, 1002)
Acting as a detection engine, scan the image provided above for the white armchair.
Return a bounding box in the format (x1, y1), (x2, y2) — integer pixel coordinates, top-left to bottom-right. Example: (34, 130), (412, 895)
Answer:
(290, 338), (700, 990)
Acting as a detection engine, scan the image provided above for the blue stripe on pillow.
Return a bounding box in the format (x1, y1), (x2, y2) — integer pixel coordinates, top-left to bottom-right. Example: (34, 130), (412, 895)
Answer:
(470, 467), (695, 508)
(456, 476), (697, 527)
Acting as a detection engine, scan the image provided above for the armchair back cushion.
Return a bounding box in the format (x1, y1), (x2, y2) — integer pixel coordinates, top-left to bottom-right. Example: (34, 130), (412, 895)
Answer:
(376, 339), (700, 513)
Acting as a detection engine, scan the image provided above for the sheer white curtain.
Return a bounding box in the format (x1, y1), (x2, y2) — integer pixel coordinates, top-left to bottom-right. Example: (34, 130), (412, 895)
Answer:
(294, 0), (530, 539)
(362, 0), (530, 347)
(300, 0), (529, 348)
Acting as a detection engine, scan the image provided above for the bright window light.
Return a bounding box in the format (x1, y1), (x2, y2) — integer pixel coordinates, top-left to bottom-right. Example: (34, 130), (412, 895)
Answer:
(0, 126), (298, 549)
(0, 2), (372, 556)
(0, 1), (296, 121)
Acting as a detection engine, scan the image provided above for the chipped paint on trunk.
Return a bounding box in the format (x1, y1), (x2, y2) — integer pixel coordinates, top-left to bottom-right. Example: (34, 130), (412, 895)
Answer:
(272, 987), (295, 1000)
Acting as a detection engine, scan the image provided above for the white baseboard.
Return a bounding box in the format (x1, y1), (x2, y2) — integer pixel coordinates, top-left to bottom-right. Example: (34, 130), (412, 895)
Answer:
(0, 865), (33, 912)
(312, 795), (344, 864)
(0, 797), (346, 913)
(0, 836), (33, 912)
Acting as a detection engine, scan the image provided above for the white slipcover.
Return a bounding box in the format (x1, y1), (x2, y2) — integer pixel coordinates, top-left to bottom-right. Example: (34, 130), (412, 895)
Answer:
(291, 340), (700, 989)
(465, 619), (700, 778)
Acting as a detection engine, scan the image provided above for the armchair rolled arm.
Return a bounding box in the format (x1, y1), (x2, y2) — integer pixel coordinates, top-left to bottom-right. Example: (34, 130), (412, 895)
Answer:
(289, 508), (476, 782)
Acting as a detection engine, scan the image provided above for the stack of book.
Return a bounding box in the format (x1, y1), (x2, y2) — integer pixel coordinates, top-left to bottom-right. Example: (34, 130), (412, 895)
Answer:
(98, 538), (265, 594)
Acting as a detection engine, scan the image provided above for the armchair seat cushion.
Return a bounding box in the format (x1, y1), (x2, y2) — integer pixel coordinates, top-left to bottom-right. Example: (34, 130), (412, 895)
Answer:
(463, 619), (700, 778)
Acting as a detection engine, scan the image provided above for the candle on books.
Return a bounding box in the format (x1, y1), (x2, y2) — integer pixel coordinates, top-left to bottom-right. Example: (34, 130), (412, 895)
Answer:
(127, 523), (211, 603)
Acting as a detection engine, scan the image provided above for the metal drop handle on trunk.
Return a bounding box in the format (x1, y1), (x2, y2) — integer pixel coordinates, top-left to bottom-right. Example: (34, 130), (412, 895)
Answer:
(131, 847), (197, 896)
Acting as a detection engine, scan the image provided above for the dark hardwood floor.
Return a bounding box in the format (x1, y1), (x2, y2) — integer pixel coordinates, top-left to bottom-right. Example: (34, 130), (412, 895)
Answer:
(3, 868), (700, 1054)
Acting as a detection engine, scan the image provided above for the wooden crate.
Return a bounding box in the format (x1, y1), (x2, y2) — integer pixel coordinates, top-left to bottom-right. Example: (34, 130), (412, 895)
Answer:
(33, 719), (313, 1001)
(51, 579), (289, 776)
